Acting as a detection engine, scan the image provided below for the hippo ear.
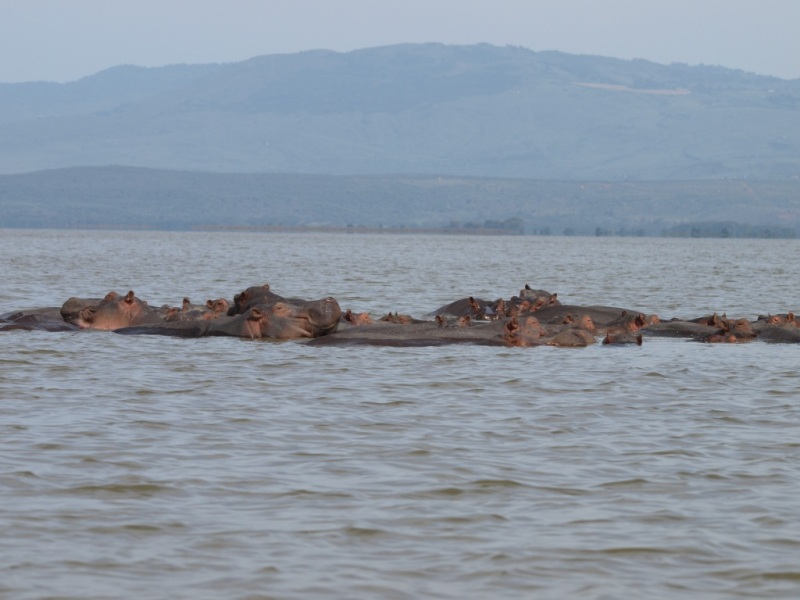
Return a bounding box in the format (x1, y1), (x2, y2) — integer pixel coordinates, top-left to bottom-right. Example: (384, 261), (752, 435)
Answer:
(206, 299), (214, 309)
(525, 284), (532, 290)
(436, 314), (445, 326)
(505, 317), (519, 334)
(104, 291), (118, 301)
(789, 312), (795, 323)
(124, 291), (136, 304)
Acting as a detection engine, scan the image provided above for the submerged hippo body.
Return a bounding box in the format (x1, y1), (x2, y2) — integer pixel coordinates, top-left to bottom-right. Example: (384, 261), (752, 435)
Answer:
(430, 296), (496, 318)
(642, 321), (723, 338)
(0, 308), (80, 332)
(603, 332), (643, 345)
(309, 318), (512, 347)
(757, 325), (800, 343)
(530, 305), (652, 328)
(310, 314), (597, 348)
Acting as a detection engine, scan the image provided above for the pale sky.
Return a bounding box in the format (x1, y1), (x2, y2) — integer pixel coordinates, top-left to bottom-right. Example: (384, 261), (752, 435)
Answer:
(1, 0), (799, 83)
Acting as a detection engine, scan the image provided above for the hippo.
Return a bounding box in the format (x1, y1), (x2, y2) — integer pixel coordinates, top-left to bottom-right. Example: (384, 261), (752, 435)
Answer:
(503, 316), (597, 348)
(603, 332), (643, 345)
(516, 285), (561, 310)
(525, 305), (657, 338)
(644, 315), (755, 342)
(62, 291), (162, 330)
(756, 324), (800, 343)
(0, 308), (80, 332)
(342, 309), (374, 326)
(60, 296), (102, 323)
(227, 284), (291, 315)
(710, 318), (756, 343)
(430, 286), (560, 320)
(311, 313), (597, 348)
(752, 313), (797, 334)
(503, 316), (547, 347)
(308, 317), (511, 347)
(430, 296), (497, 318)
(380, 311), (426, 324)
(205, 298), (230, 318)
(435, 314), (472, 328)
(642, 320), (723, 338)
(117, 296), (342, 339)
(164, 297), (231, 321)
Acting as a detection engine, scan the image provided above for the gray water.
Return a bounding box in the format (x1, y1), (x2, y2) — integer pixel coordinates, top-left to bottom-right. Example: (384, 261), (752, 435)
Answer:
(1, 229), (799, 599)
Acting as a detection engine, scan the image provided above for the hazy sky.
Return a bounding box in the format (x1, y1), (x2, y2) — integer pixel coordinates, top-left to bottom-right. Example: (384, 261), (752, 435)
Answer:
(2, 0), (799, 83)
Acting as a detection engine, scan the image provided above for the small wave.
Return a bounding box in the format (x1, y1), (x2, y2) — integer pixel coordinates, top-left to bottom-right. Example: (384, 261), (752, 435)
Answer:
(472, 479), (527, 489)
(278, 489), (353, 499)
(596, 546), (673, 555)
(342, 526), (388, 537)
(61, 482), (183, 498)
(598, 477), (650, 488)
(760, 571), (800, 581)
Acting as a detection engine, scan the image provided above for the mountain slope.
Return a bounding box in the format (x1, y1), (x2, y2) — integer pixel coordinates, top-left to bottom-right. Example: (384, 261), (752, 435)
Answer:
(2, 166), (798, 235)
(1, 44), (798, 179)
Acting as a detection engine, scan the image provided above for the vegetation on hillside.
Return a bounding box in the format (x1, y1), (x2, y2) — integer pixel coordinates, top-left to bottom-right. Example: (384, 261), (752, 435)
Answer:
(1, 166), (797, 236)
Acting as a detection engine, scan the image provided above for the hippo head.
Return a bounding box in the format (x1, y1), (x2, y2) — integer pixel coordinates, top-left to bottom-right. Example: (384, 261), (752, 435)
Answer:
(227, 284), (277, 316)
(343, 310), (373, 326)
(205, 298), (230, 316)
(66, 290), (154, 330)
(503, 316), (544, 347)
(241, 297), (342, 339)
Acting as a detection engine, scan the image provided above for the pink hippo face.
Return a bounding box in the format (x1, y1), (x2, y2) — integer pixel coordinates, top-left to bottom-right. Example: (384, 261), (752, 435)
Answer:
(237, 297), (342, 339)
(503, 316), (545, 347)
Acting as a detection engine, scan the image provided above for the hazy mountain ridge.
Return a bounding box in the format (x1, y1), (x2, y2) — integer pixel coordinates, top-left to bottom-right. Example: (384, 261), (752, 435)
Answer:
(1, 43), (798, 179)
(1, 44), (798, 233)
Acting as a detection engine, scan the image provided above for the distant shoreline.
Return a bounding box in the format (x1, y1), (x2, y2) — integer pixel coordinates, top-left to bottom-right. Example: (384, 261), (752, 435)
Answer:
(192, 225), (522, 235)
(4, 223), (793, 239)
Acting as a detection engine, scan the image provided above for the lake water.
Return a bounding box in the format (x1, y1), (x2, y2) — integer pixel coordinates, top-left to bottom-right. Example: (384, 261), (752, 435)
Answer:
(2, 229), (800, 599)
